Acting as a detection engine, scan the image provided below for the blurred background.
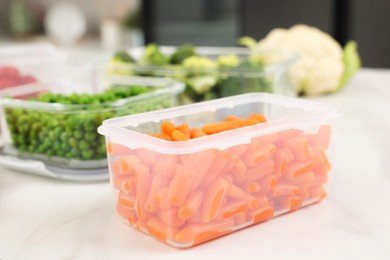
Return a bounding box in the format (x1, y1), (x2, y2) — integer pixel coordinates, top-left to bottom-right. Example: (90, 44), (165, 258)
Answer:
(0, 0), (389, 68)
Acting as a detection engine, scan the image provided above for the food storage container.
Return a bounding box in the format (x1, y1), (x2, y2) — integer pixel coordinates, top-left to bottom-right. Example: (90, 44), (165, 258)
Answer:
(0, 75), (184, 174)
(0, 43), (66, 89)
(98, 93), (338, 248)
(105, 46), (297, 103)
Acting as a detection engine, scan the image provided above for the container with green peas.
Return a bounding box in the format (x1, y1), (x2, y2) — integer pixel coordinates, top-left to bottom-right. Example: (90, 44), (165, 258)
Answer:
(0, 76), (184, 169)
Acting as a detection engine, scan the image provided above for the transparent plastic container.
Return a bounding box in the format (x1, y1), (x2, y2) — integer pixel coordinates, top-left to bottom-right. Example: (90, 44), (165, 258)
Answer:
(0, 43), (66, 89)
(106, 46), (297, 103)
(98, 93), (338, 248)
(0, 76), (184, 171)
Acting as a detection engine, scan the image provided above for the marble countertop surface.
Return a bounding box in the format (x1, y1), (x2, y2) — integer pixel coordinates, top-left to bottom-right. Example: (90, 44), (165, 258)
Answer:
(1, 68), (390, 260)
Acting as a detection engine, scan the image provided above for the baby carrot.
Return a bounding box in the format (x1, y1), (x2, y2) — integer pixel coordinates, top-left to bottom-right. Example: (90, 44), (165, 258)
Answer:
(149, 133), (172, 141)
(111, 155), (141, 175)
(242, 143), (276, 168)
(159, 208), (186, 228)
(145, 174), (170, 213)
(171, 129), (190, 141)
(247, 113), (267, 123)
(226, 183), (258, 209)
(224, 115), (244, 121)
(107, 143), (133, 156)
(187, 149), (219, 192)
(201, 179), (229, 223)
(272, 183), (300, 197)
(229, 154), (247, 177)
(178, 191), (204, 220)
(284, 136), (309, 162)
(168, 166), (194, 206)
(220, 200), (248, 219)
(190, 128), (207, 139)
(161, 121), (176, 135)
(244, 181), (261, 193)
(135, 148), (158, 168)
(133, 164), (151, 218)
(234, 158), (274, 184)
(152, 158), (179, 178)
(155, 187), (171, 210)
(146, 217), (178, 243)
(176, 123), (190, 138)
(250, 206), (274, 224)
(309, 124), (332, 150)
(112, 175), (136, 194)
(202, 118), (260, 135)
(200, 151), (230, 188)
(259, 174), (278, 194)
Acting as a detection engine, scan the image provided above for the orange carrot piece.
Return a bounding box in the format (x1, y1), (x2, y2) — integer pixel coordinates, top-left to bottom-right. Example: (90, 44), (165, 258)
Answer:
(259, 174), (278, 193)
(188, 149), (219, 192)
(174, 219), (235, 244)
(107, 143), (133, 156)
(228, 144), (247, 157)
(159, 208), (186, 228)
(146, 217), (178, 243)
(226, 183), (258, 209)
(168, 166), (194, 206)
(201, 179), (229, 223)
(285, 161), (313, 179)
(152, 158), (179, 178)
(161, 121), (176, 135)
(285, 136), (309, 162)
(220, 200), (248, 219)
(176, 123), (190, 138)
(178, 191), (204, 220)
(272, 183), (300, 197)
(309, 124), (332, 150)
(200, 151), (230, 188)
(284, 196), (303, 211)
(149, 133), (172, 141)
(118, 193), (136, 209)
(155, 187), (171, 210)
(135, 148), (158, 168)
(234, 158), (274, 184)
(145, 174), (170, 213)
(111, 155), (140, 175)
(189, 128), (207, 139)
(224, 115), (244, 121)
(171, 129), (190, 141)
(250, 206), (274, 224)
(247, 113), (267, 123)
(242, 143), (276, 168)
(244, 181), (261, 193)
(112, 175), (136, 194)
(202, 118), (260, 135)
(234, 212), (248, 226)
(133, 164), (151, 218)
(273, 150), (287, 177)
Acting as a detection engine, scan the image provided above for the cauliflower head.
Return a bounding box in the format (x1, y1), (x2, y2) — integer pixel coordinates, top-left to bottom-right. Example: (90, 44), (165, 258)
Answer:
(255, 24), (356, 95)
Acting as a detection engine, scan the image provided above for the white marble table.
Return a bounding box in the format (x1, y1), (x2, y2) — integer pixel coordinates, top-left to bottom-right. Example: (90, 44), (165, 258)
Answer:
(1, 69), (390, 260)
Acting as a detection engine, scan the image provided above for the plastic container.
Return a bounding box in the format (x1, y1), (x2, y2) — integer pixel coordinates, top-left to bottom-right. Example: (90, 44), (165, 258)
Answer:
(0, 43), (66, 90)
(0, 75), (184, 172)
(98, 93), (338, 248)
(106, 46), (297, 103)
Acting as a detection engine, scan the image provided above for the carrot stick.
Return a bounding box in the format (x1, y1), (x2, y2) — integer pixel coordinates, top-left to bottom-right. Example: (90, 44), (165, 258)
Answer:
(226, 183), (258, 209)
(168, 166), (194, 206)
(259, 174), (278, 193)
(133, 164), (151, 218)
(244, 181), (261, 193)
(176, 123), (190, 138)
(178, 191), (204, 220)
(159, 208), (186, 228)
(146, 217), (178, 243)
(174, 219), (235, 244)
(190, 128), (207, 139)
(309, 124), (332, 150)
(283, 196), (303, 211)
(111, 155), (140, 175)
(200, 151), (230, 188)
(155, 187), (171, 210)
(171, 129), (190, 141)
(187, 149), (219, 192)
(242, 143), (276, 168)
(284, 136), (309, 162)
(201, 179), (229, 223)
(250, 206), (274, 224)
(229, 154), (247, 177)
(149, 133), (172, 141)
(112, 175), (136, 194)
(135, 148), (158, 168)
(272, 183), (300, 197)
(118, 192), (136, 209)
(145, 174), (170, 213)
(224, 115), (244, 121)
(202, 118), (260, 135)
(152, 158), (179, 178)
(234, 158), (274, 184)
(285, 161), (313, 179)
(273, 150), (287, 177)
(247, 113), (267, 122)
(161, 121), (176, 135)
(220, 200), (248, 219)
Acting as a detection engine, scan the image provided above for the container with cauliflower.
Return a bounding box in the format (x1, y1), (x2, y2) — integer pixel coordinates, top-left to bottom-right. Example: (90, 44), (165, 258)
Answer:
(105, 45), (297, 103)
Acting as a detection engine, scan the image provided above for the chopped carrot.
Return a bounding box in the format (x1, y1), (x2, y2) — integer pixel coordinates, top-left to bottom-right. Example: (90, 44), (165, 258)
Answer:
(149, 133), (172, 141)
(220, 200), (248, 219)
(272, 183), (300, 197)
(171, 129), (190, 141)
(202, 118), (261, 135)
(152, 158), (179, 178)
(200, 151), (230, 188)
(190, 128), (207, 139)
(133, 164), (151, 218)
(159, 208), (186, 228)
(118, 192), (136, 209)
(161, 121), (176, 135)
(178, 191), (204, 220)
(201, 179), (229, 223)
(187, 149), (219, 192)
(250, 206), (274, 224)
(247, 113), (267, 122)
(146, 217), (178, 243)
(112, 175), (136, 194)
(168, 166), (194, 206)
(226, 183), (258, 209)
(176, 123), (190, 138)
(285, 136), (309, 162)
(135, 148), (158, 168)
(224, 115), (244, 121)
(155, 187), (171, 210)
(242, 143), (276, 168)
(111, 155), (140, 175)
(145, 174), (170, 213)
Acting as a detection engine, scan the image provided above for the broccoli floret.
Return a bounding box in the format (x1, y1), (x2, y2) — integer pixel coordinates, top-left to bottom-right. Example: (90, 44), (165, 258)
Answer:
(217, 54), (240, 68)
(170, 44), (197, 65)
(238, 36), (257, 48)
(140, 43), (170, 66)
(217, 58), (272, 97)
(182, 56), (216, 70)
(111, 51), (135, 64)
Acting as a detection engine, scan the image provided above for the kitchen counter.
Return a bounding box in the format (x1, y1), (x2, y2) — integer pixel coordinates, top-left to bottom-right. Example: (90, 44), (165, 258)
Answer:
(1, 68), (390, 260)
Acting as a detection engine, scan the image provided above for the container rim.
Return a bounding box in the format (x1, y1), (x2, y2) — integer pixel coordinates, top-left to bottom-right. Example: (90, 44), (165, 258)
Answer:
(0, 76), (185, 113)
(98, 93), (339, 153)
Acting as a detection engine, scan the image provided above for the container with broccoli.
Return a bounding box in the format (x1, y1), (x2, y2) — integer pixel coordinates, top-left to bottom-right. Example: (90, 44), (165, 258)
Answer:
(0, 76), (184, 169)
(107, 44), (297, 103)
